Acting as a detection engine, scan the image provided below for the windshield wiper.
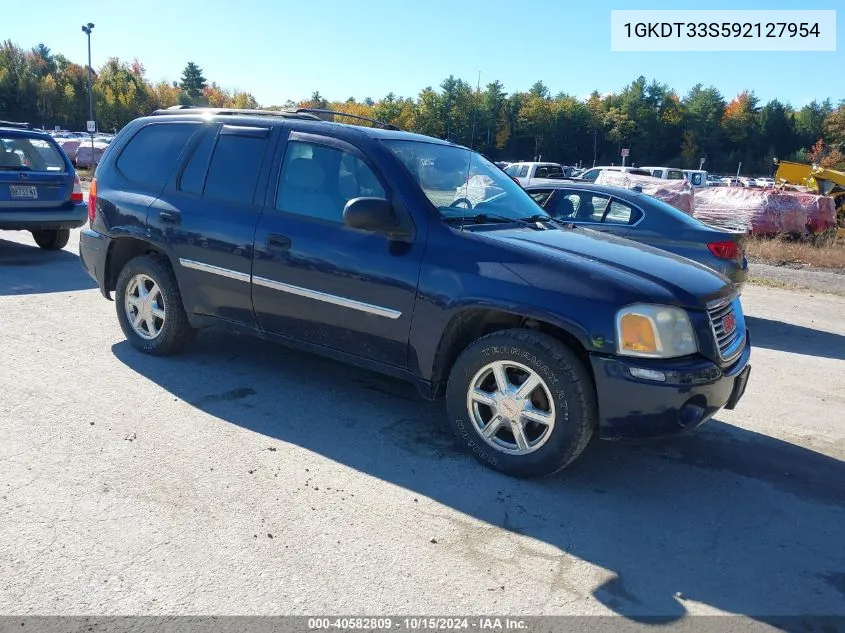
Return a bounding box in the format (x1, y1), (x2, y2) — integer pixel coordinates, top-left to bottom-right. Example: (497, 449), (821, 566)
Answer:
(444, 213), (550, 227)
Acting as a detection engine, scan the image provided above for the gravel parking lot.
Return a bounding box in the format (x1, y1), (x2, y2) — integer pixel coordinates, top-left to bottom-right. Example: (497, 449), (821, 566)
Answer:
(1, 229), (844, 623)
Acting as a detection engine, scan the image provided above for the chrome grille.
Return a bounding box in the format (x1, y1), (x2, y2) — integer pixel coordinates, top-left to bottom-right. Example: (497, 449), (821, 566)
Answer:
(707, 296), (744, 362)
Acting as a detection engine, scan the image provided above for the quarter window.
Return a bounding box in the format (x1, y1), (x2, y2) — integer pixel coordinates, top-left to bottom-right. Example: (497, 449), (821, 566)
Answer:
(116, 123), (198, 189)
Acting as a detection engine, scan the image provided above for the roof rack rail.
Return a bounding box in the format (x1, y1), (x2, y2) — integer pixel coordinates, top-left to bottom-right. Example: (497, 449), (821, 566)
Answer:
(0, 120), (32, 129)
(294, 108), (400, 131)
(150, 106), (322, 121)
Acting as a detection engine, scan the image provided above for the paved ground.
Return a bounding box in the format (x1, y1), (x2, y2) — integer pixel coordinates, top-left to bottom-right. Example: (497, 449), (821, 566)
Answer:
(1, 229), (843, 624)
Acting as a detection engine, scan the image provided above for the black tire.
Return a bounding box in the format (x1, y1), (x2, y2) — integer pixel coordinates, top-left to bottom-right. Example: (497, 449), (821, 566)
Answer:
(115, 254), (196, 356)
(31, 229), (70, 250)
(445, 328), (597, 478)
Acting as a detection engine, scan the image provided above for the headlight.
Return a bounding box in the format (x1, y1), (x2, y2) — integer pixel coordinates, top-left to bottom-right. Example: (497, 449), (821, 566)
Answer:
(615, 304), (697, 358)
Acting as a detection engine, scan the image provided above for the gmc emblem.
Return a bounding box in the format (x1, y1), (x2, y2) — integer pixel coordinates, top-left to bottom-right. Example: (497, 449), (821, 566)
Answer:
(722, 313), (737, 335)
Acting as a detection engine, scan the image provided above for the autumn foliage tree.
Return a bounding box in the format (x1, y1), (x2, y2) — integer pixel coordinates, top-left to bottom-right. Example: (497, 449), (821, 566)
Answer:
(2, 39), (844, 175)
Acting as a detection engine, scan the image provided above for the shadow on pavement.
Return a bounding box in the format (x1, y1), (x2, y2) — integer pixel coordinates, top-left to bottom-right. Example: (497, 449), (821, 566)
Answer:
(0, 236), (96, 296)
(746, 315), (845, 361)
(112, 330), (845, 624)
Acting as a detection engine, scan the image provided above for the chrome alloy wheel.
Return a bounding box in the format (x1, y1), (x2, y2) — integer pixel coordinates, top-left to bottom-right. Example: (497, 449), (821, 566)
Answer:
(124, 274), (166, 340)
(466, 360), (556, 455)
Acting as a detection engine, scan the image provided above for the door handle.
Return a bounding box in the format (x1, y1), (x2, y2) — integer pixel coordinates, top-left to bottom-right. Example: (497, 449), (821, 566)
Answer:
(266, 234), (291, 250)
(159, 211), (181, 225)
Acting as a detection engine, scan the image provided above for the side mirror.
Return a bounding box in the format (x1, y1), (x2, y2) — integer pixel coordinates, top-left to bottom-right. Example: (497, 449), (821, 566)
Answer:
(343, 197), (399, 233)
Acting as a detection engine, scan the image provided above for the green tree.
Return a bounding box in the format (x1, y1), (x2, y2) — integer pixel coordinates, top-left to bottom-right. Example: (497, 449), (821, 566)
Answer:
(179, 61), (207, 101)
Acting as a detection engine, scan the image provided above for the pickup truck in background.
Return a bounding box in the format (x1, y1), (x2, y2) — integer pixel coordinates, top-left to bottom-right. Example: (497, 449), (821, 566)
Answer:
(503, 162), (572, 186)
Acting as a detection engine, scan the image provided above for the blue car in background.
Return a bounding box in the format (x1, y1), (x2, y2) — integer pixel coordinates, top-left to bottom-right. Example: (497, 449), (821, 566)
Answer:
(523, 182), (748, 292)
(0, 120), (86, 250)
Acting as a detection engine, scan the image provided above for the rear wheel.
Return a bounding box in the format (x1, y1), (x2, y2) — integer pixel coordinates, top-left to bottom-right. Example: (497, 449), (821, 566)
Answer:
(446, 329), (597, 478)
(31, 229), (70, 250)
(115, 254), (196, 355)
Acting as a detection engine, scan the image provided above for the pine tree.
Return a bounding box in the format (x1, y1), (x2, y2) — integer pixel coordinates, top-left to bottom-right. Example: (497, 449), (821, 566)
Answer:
(179, 62), (207, 101)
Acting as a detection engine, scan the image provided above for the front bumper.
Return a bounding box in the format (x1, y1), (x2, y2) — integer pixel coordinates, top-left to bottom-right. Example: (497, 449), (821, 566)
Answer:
(79, 227), (112, 299)
(590, 332), (751, 440)
(0, 203), (87, 230)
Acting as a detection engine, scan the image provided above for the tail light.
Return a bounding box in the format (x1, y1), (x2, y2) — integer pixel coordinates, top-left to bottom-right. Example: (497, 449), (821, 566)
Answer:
(71, 173), (84, 203)
(707, 240), (740, 260)
(88, 177), (97, 223)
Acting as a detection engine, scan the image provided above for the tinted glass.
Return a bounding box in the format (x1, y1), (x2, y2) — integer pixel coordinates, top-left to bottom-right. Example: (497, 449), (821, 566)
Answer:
(528, 190), (552, 205)
(204, 134), (268, 205)
(550, 193), (580, 219)
(116, 123), (198, 189)
(668, 170), (685, 180)
(691, 173), (703, 186)
(518, 165), (529, 177)
(605, 200), (636, 224)
(276, 140), (385, 223)
(553, 191), (610, 222)
(179, 127), (218, 195)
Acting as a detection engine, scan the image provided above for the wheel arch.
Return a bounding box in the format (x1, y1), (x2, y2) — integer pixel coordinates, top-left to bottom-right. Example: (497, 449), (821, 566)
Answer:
(105, 235), (171, 299)
(428, 305), (594, 399)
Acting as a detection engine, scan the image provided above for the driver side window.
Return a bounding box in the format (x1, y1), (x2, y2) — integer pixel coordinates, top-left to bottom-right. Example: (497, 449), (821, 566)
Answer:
(276, 140), (385, 223)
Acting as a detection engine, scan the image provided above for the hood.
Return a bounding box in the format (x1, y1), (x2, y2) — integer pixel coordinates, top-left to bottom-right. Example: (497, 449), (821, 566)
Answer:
(476, 226), (732, 307)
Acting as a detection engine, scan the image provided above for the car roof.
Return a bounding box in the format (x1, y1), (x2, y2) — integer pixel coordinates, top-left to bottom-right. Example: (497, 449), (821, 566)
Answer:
(0, 125), (53, 140)
(144, 108), (457, 147)
(524, 181), (648, 201)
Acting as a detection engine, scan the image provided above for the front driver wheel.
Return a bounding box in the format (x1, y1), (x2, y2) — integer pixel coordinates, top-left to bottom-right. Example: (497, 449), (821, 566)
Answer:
(115, 254), (196, 356)
(31, 229), (70, 250)
(446, 329), (597, 478)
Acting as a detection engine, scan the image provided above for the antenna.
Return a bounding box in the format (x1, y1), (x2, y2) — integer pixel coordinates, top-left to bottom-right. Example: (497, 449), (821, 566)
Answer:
(469, 71), (481, 151)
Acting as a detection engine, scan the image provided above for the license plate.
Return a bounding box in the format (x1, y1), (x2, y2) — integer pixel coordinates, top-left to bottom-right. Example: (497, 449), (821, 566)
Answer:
(725, 365), (751, 410)
(9, 185), (38, 200)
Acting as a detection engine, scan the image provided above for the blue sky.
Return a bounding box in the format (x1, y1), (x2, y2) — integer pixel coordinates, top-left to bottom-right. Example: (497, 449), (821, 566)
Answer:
(6, 0), (843, 107)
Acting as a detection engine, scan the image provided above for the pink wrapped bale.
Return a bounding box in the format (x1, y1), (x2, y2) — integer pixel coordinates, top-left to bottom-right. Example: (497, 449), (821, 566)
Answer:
(74, 142), (108, 168)
(693, 187), (835, 235)
(798, 193), (837, 234)
(594, 171), (695, 215)
(56, 138), (80, 159)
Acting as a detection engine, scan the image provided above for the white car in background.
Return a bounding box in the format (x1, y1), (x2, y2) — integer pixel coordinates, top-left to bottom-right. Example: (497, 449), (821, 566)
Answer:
(573, 165), (652, 182)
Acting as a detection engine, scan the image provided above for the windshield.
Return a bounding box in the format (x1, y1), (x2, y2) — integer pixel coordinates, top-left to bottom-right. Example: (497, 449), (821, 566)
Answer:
(383, 141), (548, 221)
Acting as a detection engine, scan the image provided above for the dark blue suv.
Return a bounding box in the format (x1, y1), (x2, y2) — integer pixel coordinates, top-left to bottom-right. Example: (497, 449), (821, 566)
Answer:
(79, 107), (752, 478)
(1, 121), (86, 249)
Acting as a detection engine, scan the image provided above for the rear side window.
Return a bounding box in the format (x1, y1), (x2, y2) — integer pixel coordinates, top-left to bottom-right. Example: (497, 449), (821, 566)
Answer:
(1, 136), (65, 172)
(203, 131), (269, 205)
(535, 165), (562, 178)
(116, 123), (198, 189)
(517, 165), (529, 177)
